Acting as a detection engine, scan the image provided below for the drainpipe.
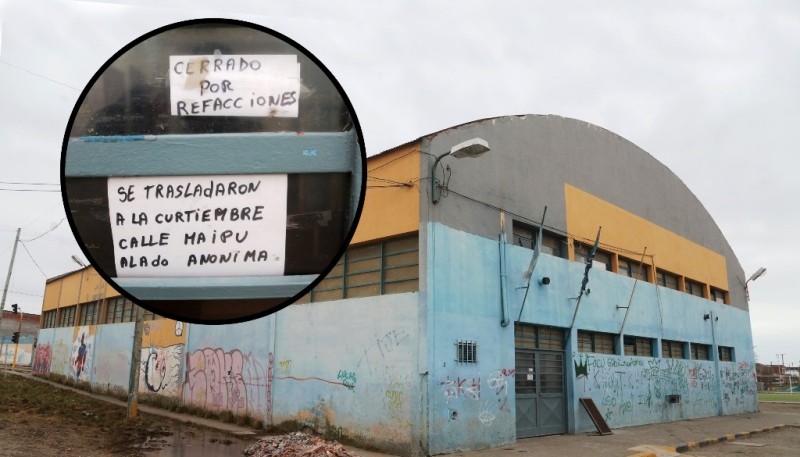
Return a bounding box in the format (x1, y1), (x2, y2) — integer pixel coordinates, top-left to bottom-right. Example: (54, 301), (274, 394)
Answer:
(499, 232), (510, 327)
(708, 310), (723, 416)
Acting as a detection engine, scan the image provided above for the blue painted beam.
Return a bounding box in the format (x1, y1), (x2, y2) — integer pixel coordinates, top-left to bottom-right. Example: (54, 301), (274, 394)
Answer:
(64, 130), (359, 177)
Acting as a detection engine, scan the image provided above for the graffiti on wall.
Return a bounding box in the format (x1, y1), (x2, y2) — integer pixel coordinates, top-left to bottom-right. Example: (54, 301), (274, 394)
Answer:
(141, 344), (183, 396)
(574, 353), (757, 425)
(32, 343), (52, 375)
(439, 368), (514, 426)
(139, 320), (187, 397)
(182, 347), (270, 417)
(69, 326), (94, 381)
(356, 328), (410, 375)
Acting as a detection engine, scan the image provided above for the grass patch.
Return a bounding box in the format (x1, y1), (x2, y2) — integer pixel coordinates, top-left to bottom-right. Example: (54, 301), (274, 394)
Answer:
(759, 392), (800, 403)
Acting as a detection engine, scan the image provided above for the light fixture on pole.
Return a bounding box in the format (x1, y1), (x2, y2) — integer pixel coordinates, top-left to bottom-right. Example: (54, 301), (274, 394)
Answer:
(744, 267), (766, 301)
(71, 255), (87, 268)
(431, 138), (491, 204)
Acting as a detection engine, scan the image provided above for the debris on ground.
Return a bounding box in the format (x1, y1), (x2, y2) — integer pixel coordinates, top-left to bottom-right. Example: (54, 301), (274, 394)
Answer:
(243, 431), (360, 457)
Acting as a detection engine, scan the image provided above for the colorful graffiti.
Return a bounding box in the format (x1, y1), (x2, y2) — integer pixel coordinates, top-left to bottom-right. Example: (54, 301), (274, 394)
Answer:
(69, 326), (94, 381)
(141, 344), (183, 396)
(32, 343), (52, 375)
(182, 348), (271, 417)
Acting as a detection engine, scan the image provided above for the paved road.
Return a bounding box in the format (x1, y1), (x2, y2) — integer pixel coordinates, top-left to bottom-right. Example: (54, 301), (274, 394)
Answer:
(681, 427), (800, 456)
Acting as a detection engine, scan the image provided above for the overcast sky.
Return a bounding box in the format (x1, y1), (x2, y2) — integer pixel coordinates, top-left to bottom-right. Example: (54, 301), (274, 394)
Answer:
(1, 0), (797, 367)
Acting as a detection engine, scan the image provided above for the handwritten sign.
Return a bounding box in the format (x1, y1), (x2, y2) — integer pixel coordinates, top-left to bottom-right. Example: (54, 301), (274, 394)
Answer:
(107, 174), (288, 277)
(169, 55), (300, 117)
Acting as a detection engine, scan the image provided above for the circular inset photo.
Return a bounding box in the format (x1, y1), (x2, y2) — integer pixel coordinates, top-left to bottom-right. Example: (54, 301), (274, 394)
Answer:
(61, 19), (365, 324)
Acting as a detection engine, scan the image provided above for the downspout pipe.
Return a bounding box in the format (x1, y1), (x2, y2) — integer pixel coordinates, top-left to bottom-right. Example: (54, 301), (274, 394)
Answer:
(500, 232), (510, 327)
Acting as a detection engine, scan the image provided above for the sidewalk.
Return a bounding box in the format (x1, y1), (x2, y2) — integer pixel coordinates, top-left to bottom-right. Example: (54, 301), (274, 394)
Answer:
(457, 402), (800, 457)
(9, 370), (800, 456)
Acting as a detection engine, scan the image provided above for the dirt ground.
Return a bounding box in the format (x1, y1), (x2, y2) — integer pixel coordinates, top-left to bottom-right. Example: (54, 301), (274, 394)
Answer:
(0, 373), (180, 457)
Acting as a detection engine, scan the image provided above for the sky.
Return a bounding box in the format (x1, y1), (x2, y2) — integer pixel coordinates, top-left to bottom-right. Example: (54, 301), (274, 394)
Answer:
(0, 0), (797, 367)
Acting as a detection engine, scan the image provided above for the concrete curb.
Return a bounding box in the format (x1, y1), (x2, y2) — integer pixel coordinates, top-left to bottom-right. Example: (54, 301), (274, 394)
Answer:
(673, 424), (787, 453)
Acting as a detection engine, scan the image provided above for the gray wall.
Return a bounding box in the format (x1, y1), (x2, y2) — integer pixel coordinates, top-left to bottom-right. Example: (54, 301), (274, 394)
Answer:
(420, 115), (747, 310)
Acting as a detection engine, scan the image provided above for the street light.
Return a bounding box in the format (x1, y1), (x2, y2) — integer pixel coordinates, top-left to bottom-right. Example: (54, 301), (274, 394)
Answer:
(431, 138), (491, 204)
(744, 267), (767, 301)
(71, 255), (87, 268)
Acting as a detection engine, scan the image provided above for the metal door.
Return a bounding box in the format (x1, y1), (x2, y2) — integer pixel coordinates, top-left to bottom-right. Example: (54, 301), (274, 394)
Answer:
(515, 349), (566, 437)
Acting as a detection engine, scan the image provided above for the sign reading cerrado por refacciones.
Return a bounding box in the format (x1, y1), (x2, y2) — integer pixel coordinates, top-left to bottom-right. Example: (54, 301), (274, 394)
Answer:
(169, 54), (300, 117)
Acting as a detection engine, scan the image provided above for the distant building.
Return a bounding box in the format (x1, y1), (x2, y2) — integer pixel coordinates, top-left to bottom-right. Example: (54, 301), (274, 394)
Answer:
(36, 115), (758, 456)
(1, 309), (41, 366)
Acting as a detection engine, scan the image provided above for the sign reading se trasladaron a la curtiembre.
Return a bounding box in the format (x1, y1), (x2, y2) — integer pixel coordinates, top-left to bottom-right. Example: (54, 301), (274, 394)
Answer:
(108, 174), (288, 277)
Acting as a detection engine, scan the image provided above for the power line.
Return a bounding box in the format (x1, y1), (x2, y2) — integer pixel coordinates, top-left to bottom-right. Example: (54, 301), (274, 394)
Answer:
(0, 181), (59, 186)
(18, 240), (48, 278)
(0, 59), (80, 91)
(0, 188), (61, 192)
(22, 218), (65, 242)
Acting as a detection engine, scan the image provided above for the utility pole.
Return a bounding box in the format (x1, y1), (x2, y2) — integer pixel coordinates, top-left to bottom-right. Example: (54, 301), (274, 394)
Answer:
(0, 228), (22, 330)
(127, 304), (144, 420)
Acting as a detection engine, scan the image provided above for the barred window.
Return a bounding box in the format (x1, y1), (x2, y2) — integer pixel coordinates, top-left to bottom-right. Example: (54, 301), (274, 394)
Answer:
(624, 335), (653, 357)
(656, 269), (679, 290)
(619, 257), (650, 282)
(105, 297), (135, 323)
(577, 330), (616, 354)
(78, 301), (100, 326)
(515, 323), (565, 350)
(511, 221), (566, 258)
(711, 288), (727, 304)
(662, 339), (686, 359)
(719, 346), (734, 362)
(456, 340), (477, 363)
(685, 279), (705, 298)
(42, 310), (58, 329)
(59, 306), (76, 327)
(300, 234), (419, 303)
(691, 343), (711, 361)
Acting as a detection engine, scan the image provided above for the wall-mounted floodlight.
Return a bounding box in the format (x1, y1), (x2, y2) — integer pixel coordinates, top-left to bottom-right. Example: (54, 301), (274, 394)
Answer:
(431, 138), (491, 204)
(71, 255), (87, 268)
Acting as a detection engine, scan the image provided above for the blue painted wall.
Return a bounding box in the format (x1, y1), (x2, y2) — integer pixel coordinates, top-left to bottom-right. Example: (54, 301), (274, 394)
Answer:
(92, 322), (135, 395)
(427, 222), (757, 453)
(273, 293), (421, 456)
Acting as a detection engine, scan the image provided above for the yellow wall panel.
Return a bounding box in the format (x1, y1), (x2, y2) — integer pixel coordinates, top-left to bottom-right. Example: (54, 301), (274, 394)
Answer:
(565, 184), (728, 290)
(352, 143), (421, 244)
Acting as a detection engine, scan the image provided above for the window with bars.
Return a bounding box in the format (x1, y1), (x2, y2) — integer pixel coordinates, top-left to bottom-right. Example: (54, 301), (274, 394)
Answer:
(618, 257), (650, 282)
(685, 279), (705, 298)
(574, 244), (612, 271)
(511, 221), (566, 258)
(78, 301), (100, 326)
(59, 306), (76, 327)
(298, 234), (419, 303)
(514, 323), (565, 350)
(710, 288), (727, 304)
(718, 346), (734, 362)
(456, 340), (477, 363)
(105, 297), (135, 324)
(577, 330), (616, 354)
(656, 269), (679, 290)
(661, 339), (686, 359)
(623, 335), (653, 357)
(691, 343), (711, 360)
(42, 310), (58, 329)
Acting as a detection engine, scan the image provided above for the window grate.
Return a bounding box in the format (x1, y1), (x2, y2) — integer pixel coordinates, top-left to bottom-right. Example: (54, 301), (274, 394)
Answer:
(456, 340), (478, 363)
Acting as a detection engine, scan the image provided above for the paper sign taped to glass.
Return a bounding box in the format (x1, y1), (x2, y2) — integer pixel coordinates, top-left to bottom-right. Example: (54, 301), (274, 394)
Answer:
(169, 54), (301, 117)
(107, 174), (288, 277)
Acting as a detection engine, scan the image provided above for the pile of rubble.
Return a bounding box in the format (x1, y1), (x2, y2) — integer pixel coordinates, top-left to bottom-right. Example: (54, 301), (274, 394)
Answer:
(243, 431), (360, 457)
